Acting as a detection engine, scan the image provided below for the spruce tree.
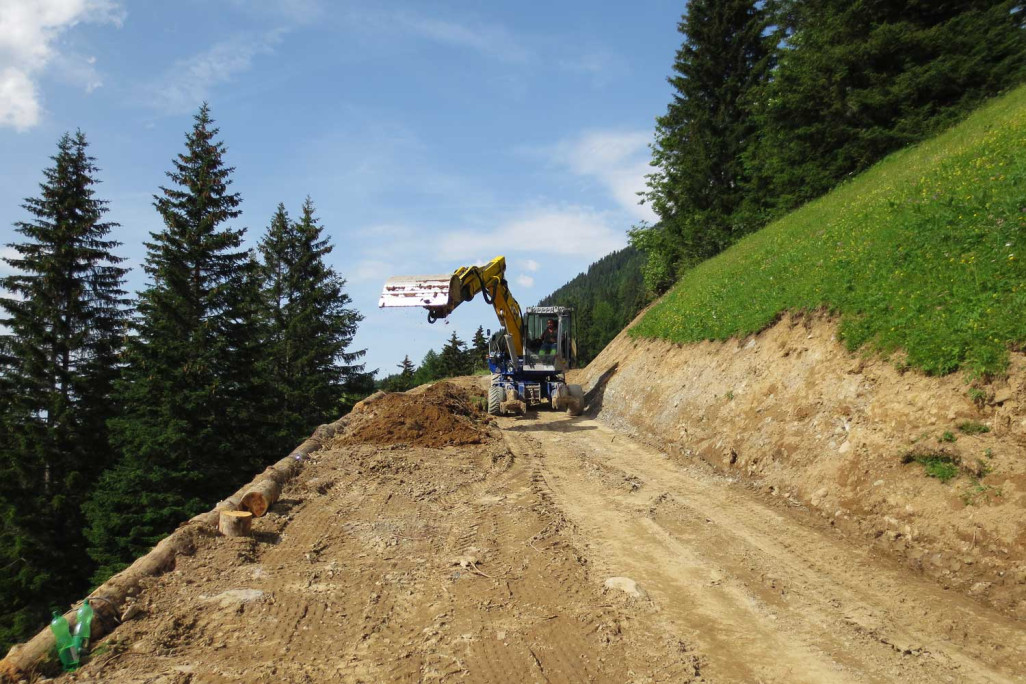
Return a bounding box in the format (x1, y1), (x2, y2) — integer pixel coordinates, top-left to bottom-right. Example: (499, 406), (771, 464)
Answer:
(0, 131), (128, 648)
(257, 197), (365, 450)
(471, 326), (489, 372)
(397, 355), (416, 389)
(747, 0), (1026, 216)
(382, 355), (417, 392)
(84, 105), (269, 579)
(414, 349), (442, 384)
(438, 331), (471, 378)
(634, 0), (773, 292)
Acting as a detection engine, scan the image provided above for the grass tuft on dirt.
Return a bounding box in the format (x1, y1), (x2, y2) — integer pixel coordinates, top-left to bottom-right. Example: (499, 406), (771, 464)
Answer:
(902, 450), (961, 483)
(632, 85), (1026, 378)
(957, 420), (991, 435)
(340, 381), (492, 448)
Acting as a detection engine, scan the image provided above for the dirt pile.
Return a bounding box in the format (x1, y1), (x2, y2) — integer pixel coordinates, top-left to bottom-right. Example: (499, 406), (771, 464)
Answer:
(577, 311), (1026, 618)
(339, 381), (492, 448)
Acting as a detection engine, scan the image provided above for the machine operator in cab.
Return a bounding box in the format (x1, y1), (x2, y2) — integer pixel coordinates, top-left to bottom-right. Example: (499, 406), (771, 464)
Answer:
(541, 318), (558, 355)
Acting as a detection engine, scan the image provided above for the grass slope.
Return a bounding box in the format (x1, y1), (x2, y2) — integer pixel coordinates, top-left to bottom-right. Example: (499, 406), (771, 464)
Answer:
(633, 85), (1026, 377)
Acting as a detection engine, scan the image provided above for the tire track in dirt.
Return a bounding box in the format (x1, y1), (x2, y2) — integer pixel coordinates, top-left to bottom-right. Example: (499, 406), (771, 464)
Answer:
(504, 411), (1026, 683)
(84, 412), (695, 683)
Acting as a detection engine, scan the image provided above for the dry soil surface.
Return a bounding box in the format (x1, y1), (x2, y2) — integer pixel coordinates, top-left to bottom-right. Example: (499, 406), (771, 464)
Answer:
(62, 385), (1026, 683)
(575, 312), (1026, 618)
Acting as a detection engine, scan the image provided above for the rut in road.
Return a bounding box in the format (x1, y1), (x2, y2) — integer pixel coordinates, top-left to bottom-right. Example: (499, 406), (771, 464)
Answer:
(501, 410), (1026, 684)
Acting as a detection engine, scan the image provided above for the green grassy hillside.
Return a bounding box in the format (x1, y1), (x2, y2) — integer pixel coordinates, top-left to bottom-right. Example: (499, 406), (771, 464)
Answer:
(632, 86), (1026, 378)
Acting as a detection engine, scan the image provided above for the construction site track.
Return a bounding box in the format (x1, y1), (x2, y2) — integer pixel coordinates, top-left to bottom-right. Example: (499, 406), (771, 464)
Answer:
(62, 396), (1026, 683)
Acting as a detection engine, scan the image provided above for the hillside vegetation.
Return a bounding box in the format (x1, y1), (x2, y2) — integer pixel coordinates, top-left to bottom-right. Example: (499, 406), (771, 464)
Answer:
(632, 85), (1026, 378)
(538, 246), (646, 364)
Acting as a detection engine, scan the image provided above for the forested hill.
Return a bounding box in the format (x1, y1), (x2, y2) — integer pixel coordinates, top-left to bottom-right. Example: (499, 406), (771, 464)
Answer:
(537, 246), (646, 364)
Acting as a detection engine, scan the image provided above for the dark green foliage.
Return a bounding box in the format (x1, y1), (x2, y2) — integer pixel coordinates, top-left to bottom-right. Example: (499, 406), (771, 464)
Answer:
(412, 349), (442, 386)
(258, 197), (366, 452)
(746, 0), (1026, 219)
(84, 105), (270, 581)
(635, 0), (1025, 296)
(0, 131), (128, 651)
(902, 451), (961, 482)
(438, 331), (474, 378)
(538, 247), (647, 363)
(338, 369), (377, 414)
(633, 0), (773, 292)
(470, 326), (489, 372)
(380, 355), (416, 392)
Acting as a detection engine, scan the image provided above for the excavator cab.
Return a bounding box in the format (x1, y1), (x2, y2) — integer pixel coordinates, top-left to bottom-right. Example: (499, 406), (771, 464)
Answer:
(523, 307), (576, 372)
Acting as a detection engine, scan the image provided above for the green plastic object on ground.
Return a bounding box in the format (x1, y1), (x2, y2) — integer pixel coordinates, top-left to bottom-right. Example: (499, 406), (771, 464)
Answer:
(73, 600), (94, 654)
(49, 610), (79, 671)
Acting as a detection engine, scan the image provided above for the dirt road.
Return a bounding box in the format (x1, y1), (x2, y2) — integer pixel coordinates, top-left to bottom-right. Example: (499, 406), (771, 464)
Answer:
(79, 392), (1026, 683)
(512, 411), (1026, 683)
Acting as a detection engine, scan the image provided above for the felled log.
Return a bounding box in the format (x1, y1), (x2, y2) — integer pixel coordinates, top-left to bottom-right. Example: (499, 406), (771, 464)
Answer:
(219, 510), (253, 536)
(0, 524), (205, 683)
(239, 479), (282, 518)
(0, 413), (350, 683)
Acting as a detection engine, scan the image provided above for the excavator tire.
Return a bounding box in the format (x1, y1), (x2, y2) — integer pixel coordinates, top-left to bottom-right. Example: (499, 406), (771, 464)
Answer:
(488, 385), (504, 416)
(566, 384), (584, 416)
(551, 384), (567, 411)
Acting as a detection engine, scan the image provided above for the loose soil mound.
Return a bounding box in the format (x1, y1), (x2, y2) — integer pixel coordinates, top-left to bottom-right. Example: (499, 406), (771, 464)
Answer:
(340, 381), (491, 448)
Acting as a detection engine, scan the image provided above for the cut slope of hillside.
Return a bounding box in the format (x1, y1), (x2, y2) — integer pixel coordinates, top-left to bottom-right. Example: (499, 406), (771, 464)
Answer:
(578, 312), (1026, 620)
(633, 85), (1026, 377)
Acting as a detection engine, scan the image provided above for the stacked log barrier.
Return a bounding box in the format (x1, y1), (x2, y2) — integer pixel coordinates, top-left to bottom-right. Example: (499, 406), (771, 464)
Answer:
(0, 414), (351, 683)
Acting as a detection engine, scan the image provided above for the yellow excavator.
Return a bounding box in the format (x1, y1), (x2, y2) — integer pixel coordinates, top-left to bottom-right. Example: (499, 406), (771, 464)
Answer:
(379, 256), (584, 416)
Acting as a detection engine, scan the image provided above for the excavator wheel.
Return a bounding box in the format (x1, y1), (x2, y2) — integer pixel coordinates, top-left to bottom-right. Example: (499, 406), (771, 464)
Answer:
(566, 384), (585, 416)
(488, 385), (504, 416)
(551, 384), (568, 411)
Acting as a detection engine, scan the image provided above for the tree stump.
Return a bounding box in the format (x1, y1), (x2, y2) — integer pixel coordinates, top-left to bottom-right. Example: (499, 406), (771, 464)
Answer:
(218, 510), (253, 537)
(239, 479), (282, 518)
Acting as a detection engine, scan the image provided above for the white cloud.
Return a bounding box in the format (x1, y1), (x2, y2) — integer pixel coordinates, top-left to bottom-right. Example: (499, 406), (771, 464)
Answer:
(354, 223), (416, 242)
(347, 258), (395, 285)
(0, 67), (38, 130)
(439, 206), (625, 261)
(553, 130), (656, 223)
(225, 0), (323, 25)
(350, 8), (530, 64)
(557, 47), (627, 86)
(0, 0), (123, 130)
(515, 273), (534, 288)
(143, 31), (284, 114)
(524, 259), (539, 272)
(52, 52), (102, 92)
(397, 13), (529, 63)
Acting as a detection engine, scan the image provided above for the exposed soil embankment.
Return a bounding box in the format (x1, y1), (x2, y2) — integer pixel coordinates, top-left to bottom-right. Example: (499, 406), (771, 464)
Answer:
(577, 312), (1026, 617)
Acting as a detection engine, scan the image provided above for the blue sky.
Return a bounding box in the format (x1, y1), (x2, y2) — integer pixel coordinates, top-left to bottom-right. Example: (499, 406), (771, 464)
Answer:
(0, 0), (683, 376)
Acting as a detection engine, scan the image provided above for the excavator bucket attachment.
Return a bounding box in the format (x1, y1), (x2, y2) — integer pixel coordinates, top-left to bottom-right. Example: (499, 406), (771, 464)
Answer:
(378, 274), (458, 310)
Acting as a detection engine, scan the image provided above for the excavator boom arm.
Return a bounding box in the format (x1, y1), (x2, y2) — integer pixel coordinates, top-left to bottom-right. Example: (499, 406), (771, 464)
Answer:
(379, 256), (524, 356)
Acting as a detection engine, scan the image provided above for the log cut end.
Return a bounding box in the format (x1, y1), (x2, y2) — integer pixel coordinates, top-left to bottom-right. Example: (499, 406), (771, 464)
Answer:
(218, 510), (253, 537)
(239, 479), (282, 518)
